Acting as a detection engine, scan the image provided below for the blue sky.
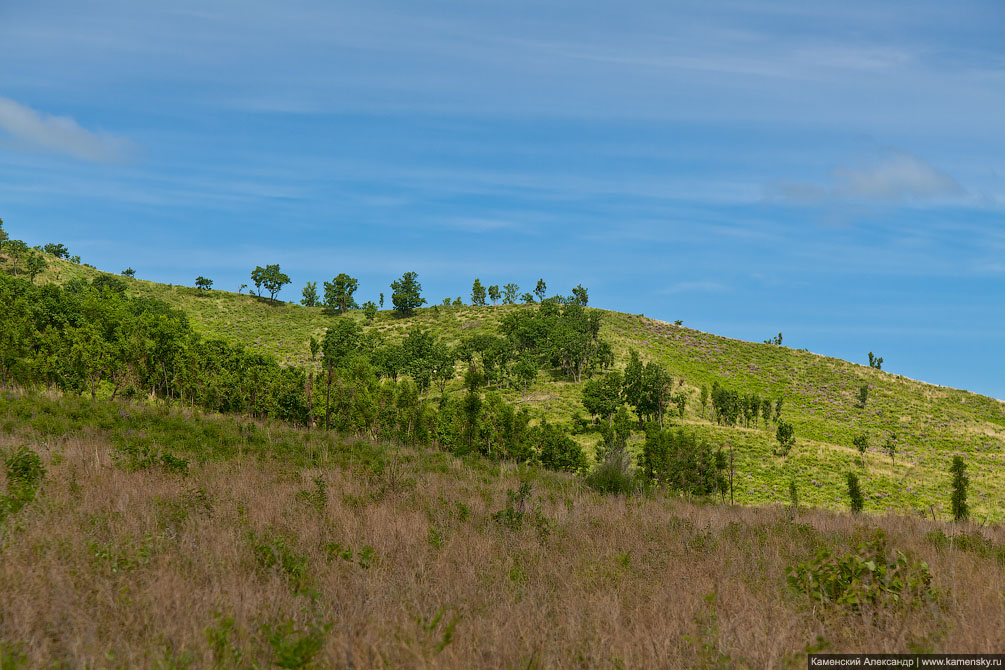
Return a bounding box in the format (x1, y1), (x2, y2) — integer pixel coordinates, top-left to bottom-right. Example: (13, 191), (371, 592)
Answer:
(1, 1), (1003, 398)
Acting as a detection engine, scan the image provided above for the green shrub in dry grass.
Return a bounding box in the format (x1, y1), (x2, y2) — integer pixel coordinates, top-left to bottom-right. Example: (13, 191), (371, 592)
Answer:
(786, 531), (937, 611)
(0, 446), (45, 521)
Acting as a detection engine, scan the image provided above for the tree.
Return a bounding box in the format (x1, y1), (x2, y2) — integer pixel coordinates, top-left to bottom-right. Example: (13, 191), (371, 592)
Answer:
(239, 283), (247, 294)
(379, 292), (384, 309)
(43, 243), (69, 258)
(868, 352), (883, 370)
(534, 278), (547, 301)
(672, 391), (687, 421)
(764, 333), (782, 345)
(699, 384), (710, 419)
(513, 353), (537, 398)
(520, 292), (536, 304)
(362, 300), (378, 323)
(391, 272), (425, 317)
(950, 456), (969, 521)
(25, 252), (47, 284)
(846, 472), (864, 513)
(321, 318), (363, 430)
(581, 371), (623, 427)
(857, 384), (869, 408)
(2, 239), (28, 277)
(195, 276), (213, 291)
(571, 284), (588, 306)
(853, 433), (868, 465)
(884, 433), (897, 466)
(487, 284), (500, 305)
(775, 420), (795, 456)
(0, 217), (7, 244)
(301, 281), (319, 307)
(122, 267), (136, 278)
(251, 264), (290, 302)
(502, 283), (519, 304)
(471, 278), (487, 306)
(323, 273), (359, 314)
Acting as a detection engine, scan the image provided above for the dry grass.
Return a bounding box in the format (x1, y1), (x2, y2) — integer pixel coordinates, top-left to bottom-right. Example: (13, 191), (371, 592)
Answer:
(2, 410), (1004, 669)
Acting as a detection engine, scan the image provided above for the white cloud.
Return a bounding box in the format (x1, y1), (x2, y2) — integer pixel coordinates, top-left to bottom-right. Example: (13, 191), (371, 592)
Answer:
(776, 150), (965, 204)
(0, 97), (136, 163)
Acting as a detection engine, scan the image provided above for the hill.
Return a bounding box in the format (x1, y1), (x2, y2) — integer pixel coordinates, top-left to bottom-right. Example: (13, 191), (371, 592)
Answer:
(30, 255), (1005, 522)
(2, 394), (1003, 666)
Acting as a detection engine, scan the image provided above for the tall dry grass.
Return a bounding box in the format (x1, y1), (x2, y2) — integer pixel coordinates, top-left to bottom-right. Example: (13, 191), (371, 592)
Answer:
(1, 418), (1003, 668)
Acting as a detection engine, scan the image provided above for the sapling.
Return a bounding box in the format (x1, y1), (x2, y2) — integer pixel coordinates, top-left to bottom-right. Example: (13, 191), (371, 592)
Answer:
(950, 456), (969, 522)
(846, 472), (863, 513)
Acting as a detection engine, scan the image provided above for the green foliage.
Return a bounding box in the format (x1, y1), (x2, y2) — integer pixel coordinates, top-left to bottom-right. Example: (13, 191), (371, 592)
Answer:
(362, 300), (378, 323)
(846, 472), (864, 513)
(0, 640), (28, 669)
(1, 446), (46, 520)
(390, 271), (425, 317)
(534, 278), (547, 301)
(251, 264), (290, 302)
(502, 282), (519, 304)
(868, 351), (884, 370)
(322, 273), (358, 313)
(884, 433), (897, 466)
(535, 420), (587, 473)
(640, 426), (727, 498)
(470, 278), (486, 306)
(775, 420), (795, 456)
(586, 448), (637, 495)
(300, 281), (318, 307)
(249, 529), (310, 592)
(261, 619), (331, 669)
(122, 267), (136, 278)
(857, 384), (869, 408)
(195, 276), (213, 291)
(492, 481), (550, 538)
(950, 456), (968, 522)
(853, 433), (869, 463)
(786, 532), (936, 611)
(487, 284), (500, 305)
(581, 370), (623, 425)
(206, 611), (243, 668)
(43, 242), (70, 259)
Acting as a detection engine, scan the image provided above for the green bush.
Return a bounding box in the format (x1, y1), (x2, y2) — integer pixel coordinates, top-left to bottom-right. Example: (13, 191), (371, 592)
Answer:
(586, 449), (638, 495)
(1, 446), (45, 520)
(786, 532), (936, 611)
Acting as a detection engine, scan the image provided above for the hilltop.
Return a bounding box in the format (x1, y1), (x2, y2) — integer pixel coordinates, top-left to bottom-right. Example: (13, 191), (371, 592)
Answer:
(31, 255), (1005, 522)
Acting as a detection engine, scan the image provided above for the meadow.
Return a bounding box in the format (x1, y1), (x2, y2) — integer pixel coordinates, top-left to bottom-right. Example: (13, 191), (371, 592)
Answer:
(2, 393), (1004, 668)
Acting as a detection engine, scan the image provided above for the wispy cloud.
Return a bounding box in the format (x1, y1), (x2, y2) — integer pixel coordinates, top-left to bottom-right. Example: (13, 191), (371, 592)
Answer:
(776, 150), (966, 205)
(0, 97), (136, 163)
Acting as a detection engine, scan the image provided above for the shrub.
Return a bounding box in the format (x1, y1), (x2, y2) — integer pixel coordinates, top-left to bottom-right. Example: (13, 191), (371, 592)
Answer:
(492, 482), (551, 539)
(1, 446), (45, 520)
(775, 421), (795, 456)
(249, 529), (309, 592)
(845, 472), (864, 513)
(586, 449), (638, 495)
(950, 456), (969, 522)
(261, 619), (331, 669)
(640, 426), (727, 498)
(787, 532), (936, 611)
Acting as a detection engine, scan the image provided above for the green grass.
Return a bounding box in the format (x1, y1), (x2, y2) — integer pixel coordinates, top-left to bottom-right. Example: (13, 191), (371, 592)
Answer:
(35, 257), (1005, 521)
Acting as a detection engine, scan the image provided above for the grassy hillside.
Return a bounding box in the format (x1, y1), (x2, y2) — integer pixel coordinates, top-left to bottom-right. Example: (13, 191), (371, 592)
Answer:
(2, 394), (1003, 667)
(35, 257), (1005, 521)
